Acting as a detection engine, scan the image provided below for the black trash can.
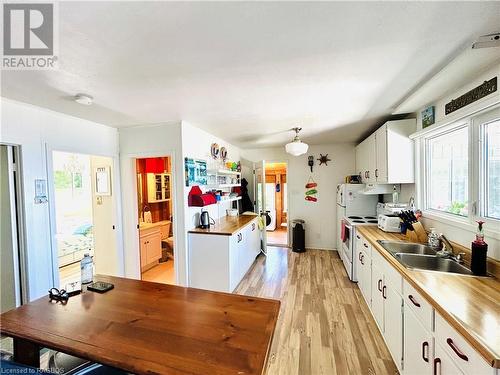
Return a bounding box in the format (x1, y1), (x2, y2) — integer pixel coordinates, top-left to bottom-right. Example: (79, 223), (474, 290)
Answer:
(292, 219), (305, 253)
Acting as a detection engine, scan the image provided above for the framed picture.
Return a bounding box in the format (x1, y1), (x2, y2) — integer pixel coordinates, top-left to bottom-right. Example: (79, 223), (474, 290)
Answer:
(421, 106), (435, 128)
(95, 166), (111, 195)
(185, 158), (207, 186)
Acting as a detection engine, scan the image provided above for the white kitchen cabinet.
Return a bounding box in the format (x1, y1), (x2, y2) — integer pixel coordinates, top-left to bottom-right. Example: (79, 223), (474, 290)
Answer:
(434, 342), (465, 375)
(355, 119), (416, 184)
(356, 234), (371, 306)
(189, 217), (260, 293)
(371, 262), (385, 330)
(404, 302), (433, 375)
(140, 228), (162, 271)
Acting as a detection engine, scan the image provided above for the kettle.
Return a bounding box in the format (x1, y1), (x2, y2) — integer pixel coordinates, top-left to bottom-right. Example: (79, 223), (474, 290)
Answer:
(199, 209), (213, 229)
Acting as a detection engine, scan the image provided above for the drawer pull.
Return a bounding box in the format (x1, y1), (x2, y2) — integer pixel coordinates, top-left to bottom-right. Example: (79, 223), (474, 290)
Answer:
(378, 279), (382, 292)
(433, 358), (441, 375)
(446, 338), (468, 361)
(422, 341), (429, 363)
(363, 243), (368, 248)
(360, 255), (364, 265)
(408, 294), (421, 307)
(382, 285), (387, 299)
(356, 235), (361, 239)
(358, 253), (362, 261)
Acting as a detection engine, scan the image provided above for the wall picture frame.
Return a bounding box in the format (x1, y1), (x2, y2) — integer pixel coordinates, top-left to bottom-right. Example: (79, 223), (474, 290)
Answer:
(185, 158), (208, 186)
(421, 106), (435, 128)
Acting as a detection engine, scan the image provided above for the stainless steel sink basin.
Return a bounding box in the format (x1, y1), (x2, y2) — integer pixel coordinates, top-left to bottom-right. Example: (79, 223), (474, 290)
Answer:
(394, 254), (474, 276)
(377, 240), (438, 256)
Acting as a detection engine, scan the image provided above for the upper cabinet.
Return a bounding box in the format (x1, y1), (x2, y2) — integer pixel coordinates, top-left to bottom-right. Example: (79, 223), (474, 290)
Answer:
(355, 119), (416, 184)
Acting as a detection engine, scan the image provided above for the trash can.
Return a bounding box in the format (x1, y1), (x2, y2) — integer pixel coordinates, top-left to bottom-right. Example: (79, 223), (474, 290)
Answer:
(292, 219), (305, 253)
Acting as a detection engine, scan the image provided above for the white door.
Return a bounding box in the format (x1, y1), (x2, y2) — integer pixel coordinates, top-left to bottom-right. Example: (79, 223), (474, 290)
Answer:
(371, 263), (384, 331)
(384, 281), (403, 371)
(91, 156), (119, 276)
(254, 161), (267, 255)
(404, 305), (433, 375)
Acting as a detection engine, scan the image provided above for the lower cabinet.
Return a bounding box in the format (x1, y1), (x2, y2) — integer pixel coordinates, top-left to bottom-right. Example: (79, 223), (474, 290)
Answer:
(189, 218), (260, 293)
(404, 304), (433, 375)
(140, 229), (162, 271)
(356, 236), (371, 306)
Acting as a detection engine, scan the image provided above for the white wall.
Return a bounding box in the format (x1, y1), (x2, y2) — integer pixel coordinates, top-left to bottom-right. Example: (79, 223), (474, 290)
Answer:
(0, 98), (122, 300)
(411, 64), (500, 260)
(241, 143), (356, 250)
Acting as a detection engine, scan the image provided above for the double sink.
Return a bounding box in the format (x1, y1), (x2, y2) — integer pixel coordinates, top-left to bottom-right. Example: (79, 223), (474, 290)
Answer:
(377, 241), (477, 276)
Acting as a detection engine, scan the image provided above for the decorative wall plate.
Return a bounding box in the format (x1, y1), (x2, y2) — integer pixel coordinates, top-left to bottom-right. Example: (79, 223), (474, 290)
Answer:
(211, 143), (220, 159)
(220, 147), (227, 161)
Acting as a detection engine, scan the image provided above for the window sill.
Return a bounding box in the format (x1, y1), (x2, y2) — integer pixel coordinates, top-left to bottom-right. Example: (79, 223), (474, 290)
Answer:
(422, 210), (500, 241)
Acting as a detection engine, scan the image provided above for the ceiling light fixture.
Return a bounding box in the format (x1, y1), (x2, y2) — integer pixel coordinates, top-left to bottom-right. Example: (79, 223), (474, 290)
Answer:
(74, 93), (93, 105)
(285, 127), (308, 156)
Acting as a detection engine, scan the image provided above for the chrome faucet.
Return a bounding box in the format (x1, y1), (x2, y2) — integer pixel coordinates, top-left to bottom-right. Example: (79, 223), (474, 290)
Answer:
(437, 234), (465, 264)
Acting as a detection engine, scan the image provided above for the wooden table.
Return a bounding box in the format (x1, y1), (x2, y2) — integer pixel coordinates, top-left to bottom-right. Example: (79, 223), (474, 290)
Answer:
(0, 275), (280, 374)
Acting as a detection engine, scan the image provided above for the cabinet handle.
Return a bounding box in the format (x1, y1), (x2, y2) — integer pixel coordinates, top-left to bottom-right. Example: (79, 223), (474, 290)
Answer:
(367, 171), (370, 179)
(358, 252), (362, 261)
(382, 285), (387, 299)
(378, 279), (382, 292)
(356, 235), (360, 239)
(408, 295), (421, 308)
(252, 223), (255, 231)
(363, 243), (368, 248)
(433, 358), (441, 375)
(422, 341), (429, 363)
(375, 168), (378, 178)
(446, 338), (468, 361)
(360, 255), (364, 265)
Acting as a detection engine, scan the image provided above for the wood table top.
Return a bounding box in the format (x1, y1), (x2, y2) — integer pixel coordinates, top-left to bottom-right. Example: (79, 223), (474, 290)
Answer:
(357, 226), (500, 368)
(188, 214), (258, 236)
(0, 275), (280, 375)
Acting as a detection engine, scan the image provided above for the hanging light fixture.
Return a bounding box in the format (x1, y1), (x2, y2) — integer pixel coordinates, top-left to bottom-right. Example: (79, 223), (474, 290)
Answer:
(285, 127), (308, 156)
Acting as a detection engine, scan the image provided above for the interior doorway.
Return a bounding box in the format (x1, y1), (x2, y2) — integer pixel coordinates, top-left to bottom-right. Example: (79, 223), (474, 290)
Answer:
(51, 151), (117, 289)
(0, 144), (26, 313)
(135, 156), (176, 285)
(264, 162), (289, 247)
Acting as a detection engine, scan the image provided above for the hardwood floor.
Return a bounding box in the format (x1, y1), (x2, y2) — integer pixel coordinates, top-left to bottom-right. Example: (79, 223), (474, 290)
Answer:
(267, 228), (288, 246)
(235, 247), (399, 375)
(141, 260), (175, 285)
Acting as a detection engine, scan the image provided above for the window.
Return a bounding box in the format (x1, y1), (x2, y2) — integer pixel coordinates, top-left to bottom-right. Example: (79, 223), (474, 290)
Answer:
(426, 126), (468, 217)
(481, 119), (500, 220)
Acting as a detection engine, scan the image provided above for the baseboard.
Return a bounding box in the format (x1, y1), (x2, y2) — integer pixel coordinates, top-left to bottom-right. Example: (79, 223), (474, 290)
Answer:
(305, 247), (337, 251)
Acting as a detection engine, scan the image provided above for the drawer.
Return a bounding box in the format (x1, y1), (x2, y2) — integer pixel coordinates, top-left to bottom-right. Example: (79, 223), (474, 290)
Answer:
(403, 280), (433, 332)
(435, 313), (494, 375)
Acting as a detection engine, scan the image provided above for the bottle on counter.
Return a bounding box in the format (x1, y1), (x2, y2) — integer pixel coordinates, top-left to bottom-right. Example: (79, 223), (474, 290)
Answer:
(80, 253), (94, 285)
(392, 185), (399, 204)
(471, 221), (488, 276)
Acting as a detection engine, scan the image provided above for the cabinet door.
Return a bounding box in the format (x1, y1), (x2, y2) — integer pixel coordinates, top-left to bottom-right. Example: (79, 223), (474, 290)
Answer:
(371, 263), (384, 331)
(360, 251), (371, 307)
(404, 305), (432, 375)
(355, 143), (364, 181)
(229, 234), (240, 291)
(366, 134), (377, 183)
(249, 220), (260, 260)
(434, 343), (464, 375)
(375, 125), (388, 183)
(384, 281), (403, 372)
(140, 238), (147, 268)
(146, 233), (162, 264)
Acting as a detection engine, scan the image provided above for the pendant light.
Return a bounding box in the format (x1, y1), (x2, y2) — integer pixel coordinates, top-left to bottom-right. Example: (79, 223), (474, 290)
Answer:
(285, 127), (308, 156)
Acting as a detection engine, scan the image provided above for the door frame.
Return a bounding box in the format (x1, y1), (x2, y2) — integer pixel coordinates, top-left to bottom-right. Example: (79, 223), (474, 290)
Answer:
(1, 143), (29, 305)
(45, 144), (123, 287)
(120, 150), (180, 286)
(255, 159), (291, 248)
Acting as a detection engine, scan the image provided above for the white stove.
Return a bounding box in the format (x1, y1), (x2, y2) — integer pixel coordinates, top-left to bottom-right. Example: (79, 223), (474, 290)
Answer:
(340, 215), (378, 281)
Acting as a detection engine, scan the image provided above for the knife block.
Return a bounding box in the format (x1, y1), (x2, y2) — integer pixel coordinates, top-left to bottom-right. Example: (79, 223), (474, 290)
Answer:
(405, 222), (428, 243)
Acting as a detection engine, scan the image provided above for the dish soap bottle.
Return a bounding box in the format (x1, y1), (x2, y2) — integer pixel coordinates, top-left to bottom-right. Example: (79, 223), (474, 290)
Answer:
(392, 185), (399, 204)
(80, 253), (94, 285)
(471, 221), (488, 276)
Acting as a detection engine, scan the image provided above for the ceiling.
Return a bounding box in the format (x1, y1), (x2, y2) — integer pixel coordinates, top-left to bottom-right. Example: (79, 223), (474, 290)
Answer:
(2, 1), (500, 148)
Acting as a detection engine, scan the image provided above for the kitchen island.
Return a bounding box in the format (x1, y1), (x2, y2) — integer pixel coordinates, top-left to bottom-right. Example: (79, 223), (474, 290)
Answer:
(189, 213), (261, 292)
